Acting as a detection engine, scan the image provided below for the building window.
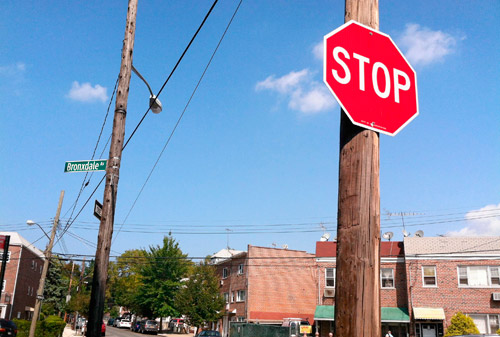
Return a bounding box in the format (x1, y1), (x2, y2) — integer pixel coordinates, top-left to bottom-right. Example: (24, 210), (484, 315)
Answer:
(468, 314), (500, 334)
(223, 293), (229, 303)
(236, 290), (246, 302)
(231, 292), (235, 303)
(422, 266), (437, 287)
(1, 280), (5, 292)
(238, 264), (244, 275)
(381, 268), (394, 288)
(40, 266), (42, 274)
(27, 286), (30, 295)
(222, 268), (229, 279)
(458, 266), (500, 287)
(31, 261), (35, 269)
(325, 268), (335, 288)
(237, 317), (245, 322)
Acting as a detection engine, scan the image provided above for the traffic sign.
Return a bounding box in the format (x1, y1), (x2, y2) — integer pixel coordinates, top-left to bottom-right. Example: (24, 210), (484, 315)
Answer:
(64, 159), (107, 173)
(94, 200), (103, 220)
(324, 20), (418, 136)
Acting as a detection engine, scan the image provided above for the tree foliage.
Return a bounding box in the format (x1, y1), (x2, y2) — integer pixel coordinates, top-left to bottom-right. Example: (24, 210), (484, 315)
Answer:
(175, 262), (224, 329)
(41, 259), (68, 316)
(444, 312), (480, 337)
(134, 236), (191, 318)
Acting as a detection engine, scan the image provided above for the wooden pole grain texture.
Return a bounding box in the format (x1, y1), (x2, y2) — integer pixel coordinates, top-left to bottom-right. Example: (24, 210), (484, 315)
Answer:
(87, 1), (138, 337)
(334, 1), (381, 337)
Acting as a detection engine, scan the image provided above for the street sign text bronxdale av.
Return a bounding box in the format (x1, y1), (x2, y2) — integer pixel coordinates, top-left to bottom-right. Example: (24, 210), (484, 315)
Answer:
(64, 159), (107, 173)
(324, 20), (418, 136)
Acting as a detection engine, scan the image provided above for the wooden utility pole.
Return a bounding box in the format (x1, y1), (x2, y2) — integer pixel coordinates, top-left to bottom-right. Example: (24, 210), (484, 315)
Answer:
(87, 1), (138, 336)
(29, 190), (65, 337)
(334, 1), (380, 337)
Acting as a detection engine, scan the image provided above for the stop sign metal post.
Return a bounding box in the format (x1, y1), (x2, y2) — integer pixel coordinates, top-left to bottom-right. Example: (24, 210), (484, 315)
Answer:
(324, 20), (418, 136)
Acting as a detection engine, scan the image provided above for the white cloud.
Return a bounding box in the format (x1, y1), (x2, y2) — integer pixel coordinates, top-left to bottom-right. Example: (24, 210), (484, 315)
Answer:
(312, 41), (323, 61)
(67, 81), (108, 103)
(0, 62), (26, 76)
(398, 24), (459, 67)
(256, 69), (336, 115)
(447, 203), (500, 236)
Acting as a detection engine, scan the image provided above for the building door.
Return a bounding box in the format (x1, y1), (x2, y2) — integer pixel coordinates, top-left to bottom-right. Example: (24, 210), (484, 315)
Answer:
(422, 324), (436, 337)
(0, 305), (6, 319)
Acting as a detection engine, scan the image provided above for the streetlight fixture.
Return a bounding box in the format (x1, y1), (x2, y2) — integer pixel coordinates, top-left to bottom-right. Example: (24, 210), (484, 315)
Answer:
(27, 191), (64, 337)
(131, 64), (162, 114)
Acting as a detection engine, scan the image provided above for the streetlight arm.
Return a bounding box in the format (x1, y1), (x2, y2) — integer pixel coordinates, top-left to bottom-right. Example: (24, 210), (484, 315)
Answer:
(27, 221), (51, 241)
(131, 65), (154, 96)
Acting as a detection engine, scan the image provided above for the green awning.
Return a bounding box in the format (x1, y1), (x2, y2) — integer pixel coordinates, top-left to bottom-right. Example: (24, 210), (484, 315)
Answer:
(314, 306), (409, 323)
(314, 305), (335, 321)
(381, 307), (410, 322)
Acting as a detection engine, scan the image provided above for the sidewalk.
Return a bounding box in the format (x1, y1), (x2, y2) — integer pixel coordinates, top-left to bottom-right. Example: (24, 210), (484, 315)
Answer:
(63, 325), (80, 337)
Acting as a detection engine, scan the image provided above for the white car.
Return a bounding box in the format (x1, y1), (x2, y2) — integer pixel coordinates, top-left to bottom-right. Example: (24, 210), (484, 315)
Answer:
(118, 319), (132, 329)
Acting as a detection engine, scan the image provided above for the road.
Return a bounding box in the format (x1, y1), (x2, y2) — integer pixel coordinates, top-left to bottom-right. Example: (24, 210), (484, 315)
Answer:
(105, 326), (194, 337)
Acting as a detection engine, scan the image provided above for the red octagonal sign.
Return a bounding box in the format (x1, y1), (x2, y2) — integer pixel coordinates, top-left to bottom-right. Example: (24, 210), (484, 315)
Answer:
(324, 20), (418, 136)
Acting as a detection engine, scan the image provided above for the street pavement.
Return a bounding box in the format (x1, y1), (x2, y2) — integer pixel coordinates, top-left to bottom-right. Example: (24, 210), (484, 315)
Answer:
(63, 325), (195, 337)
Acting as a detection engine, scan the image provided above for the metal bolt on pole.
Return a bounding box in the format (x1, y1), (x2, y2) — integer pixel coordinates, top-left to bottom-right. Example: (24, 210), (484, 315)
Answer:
(29, 190), (65, 337)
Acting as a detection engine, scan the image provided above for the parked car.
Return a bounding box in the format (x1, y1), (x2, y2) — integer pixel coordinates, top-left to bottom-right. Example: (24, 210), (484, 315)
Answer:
(0, 320), (17, 337)
(195, 331), (221, 337)
(113, 318), (120, 327)
(118, 319), (132, 329)
(168, 318), (184, 330)
(139, 320), (159, 334)
(107, 318), (114, 326)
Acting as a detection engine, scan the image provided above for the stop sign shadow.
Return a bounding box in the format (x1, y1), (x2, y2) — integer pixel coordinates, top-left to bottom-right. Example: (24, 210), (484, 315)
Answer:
(324, 20), (418, 136)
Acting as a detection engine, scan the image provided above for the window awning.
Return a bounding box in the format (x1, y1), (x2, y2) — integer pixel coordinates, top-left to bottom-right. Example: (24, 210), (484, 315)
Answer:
(413, 307), (445, 320)
(314, 306), (409, 322)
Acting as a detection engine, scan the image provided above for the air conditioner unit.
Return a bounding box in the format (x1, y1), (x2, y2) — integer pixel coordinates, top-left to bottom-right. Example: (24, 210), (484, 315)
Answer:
(492, 293), (500, 301)
(324, 288), (335, 297)
(220, 280), (224, 286)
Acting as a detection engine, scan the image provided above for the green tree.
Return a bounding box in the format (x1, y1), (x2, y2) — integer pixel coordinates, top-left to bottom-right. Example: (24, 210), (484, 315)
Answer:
(135, 236), (191, 319)
(444, 312), (480, 337)
(41, 258), (68, 316)
(108, 249), (145, 312)
(175, 262), (224, 330)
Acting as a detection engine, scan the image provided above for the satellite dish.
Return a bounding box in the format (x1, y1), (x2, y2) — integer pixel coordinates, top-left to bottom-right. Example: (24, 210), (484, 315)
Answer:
(320, 233), (331, 242)
(282, 244), (288, 249)
(402, 229), (410, 237)
(415, 230), (424, 237)
(382, 232), (394, 241)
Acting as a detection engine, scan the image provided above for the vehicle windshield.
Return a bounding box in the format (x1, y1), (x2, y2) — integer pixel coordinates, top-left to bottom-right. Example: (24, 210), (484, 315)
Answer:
(146, 321), (157, 325)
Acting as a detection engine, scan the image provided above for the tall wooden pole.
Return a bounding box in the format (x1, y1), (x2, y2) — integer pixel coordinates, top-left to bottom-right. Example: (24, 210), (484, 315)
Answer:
(334, 1), (380, 337)
(87, 1), (138, 336)
(29, 190), (65, 337)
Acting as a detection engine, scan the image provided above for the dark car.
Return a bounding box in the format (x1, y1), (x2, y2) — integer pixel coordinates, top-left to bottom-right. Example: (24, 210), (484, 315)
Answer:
(131, 320), (143, 332)
(107, 318), (115, 326)
(0, 320), (17, 337)
(139, 320), (158, 334)
(195, 330), (221, 337)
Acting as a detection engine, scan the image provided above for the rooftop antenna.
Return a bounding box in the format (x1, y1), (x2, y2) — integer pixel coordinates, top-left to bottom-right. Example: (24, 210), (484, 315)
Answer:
(225, 228), (232, 249)
(271, 242), (277, 248)
(402, 229), (410, 237)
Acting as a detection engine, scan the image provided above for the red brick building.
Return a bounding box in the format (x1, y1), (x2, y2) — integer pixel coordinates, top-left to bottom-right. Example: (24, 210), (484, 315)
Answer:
(213, 237), (500, 337)
(314, 237), (500, 337)
(212, 245), (316, 337)
(0, 232), (44, 320)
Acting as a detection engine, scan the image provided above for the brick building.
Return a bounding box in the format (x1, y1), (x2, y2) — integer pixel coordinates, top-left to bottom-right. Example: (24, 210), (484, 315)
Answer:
(212, 245), (316, 337)
(0, 232), (44, 320)
(314, 237), (500, 337)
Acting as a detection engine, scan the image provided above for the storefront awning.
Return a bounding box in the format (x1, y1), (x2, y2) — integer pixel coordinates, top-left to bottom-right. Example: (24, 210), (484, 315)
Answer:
(314, 306), (409, 322)
(413, 307), (445, 320)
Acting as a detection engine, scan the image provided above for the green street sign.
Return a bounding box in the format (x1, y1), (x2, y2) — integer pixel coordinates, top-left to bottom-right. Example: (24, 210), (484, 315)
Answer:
(64, 159), (107, 173)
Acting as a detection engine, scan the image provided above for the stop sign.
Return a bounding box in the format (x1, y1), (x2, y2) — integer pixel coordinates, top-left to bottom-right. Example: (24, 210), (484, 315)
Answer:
(324, 20), (418, 136)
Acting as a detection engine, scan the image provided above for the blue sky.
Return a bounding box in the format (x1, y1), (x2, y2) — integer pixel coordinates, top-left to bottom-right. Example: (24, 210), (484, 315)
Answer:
(1, 1), (499, 260)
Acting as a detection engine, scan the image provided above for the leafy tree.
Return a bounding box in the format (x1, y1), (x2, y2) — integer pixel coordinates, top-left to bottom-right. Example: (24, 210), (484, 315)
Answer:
(108, 249), (145, 313)
(444, 312), (480, 337)
(175, 262), (224, 330)
(41, 259), (68, 316)
(135, 236), (191, 319)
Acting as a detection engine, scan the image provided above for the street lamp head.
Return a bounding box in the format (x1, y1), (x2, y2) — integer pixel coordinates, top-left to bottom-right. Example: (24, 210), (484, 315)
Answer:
(26, 220), (36, 226)
(149, 95), (162, 114)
